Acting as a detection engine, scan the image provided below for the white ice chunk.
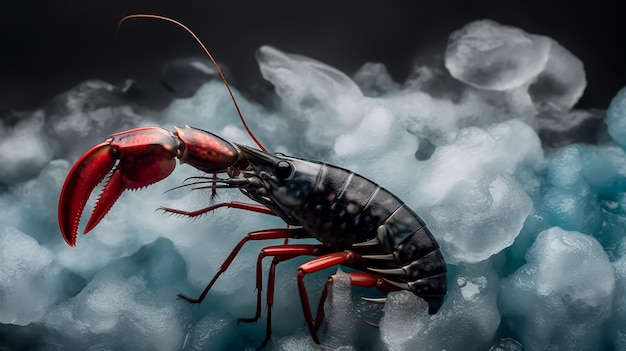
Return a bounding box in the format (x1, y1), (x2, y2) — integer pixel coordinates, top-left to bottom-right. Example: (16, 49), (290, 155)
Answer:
(0, 159), (68, 244)
(445, 20), (550, 91)
(391, 120), (540, 264)
(607, 86), (626, 149)
(44, 272), (185, 351)
(353, 62), (400, 97)
(425, 175), (532, 264)
(182, 315), (236, 350)
(461, 86), (538, 129)
(0, 226), (60, 325)
(500, 227), (615, 351)
(44, 79), (145, 161)
(322, 268), (360, 347)
(383, 90), (460, 147)
(529, 38), (586, 113)
(414, 119), (542, 205)
(401, 58), (537, 144)
(489, 338), (523, 351)
(0, 111), (53, 184)
(403, 63), (460, 98)
(256, 45), (365, 150)
(538, 109), (605, 149)
(612, 238), (626, 349)
(257, 46), (363, 108)
(273, 334), (353, 351)
(379, 291), (430, 350)
(46, 239), (190, 350)
(333, 104), (396, 157)
(546, 145), (585, 188)
(380, 262), (500, 351)
(580, 144), (626, 195)
(540, 145), (607, 235)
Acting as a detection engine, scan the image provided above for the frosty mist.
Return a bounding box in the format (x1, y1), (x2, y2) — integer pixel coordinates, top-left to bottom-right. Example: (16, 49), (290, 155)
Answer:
(1, 19), (625, 350)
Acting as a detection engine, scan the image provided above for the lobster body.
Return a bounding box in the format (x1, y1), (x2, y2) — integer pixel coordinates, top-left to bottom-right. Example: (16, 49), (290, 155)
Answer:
(59, 125), (448, 345)
(237, 148), (447, 313)
(58, 13), (447, 347)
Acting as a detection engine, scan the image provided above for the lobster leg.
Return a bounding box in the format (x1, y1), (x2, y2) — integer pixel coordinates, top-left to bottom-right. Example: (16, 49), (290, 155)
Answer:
(178, 228), (307, 304)
(161, 201), (277, 218)
(314, 272), (398, 330)
(296, 252), (402, 343)
(297, 251), (356, 344)
(238, 244), (327, 324)
(238, 244), (327, 348)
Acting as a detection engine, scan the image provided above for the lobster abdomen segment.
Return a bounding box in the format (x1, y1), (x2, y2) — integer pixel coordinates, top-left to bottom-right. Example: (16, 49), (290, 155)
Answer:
(229, 149), (448, 314)
(274, 160), (447, 312)
(296, 162), (403, 250)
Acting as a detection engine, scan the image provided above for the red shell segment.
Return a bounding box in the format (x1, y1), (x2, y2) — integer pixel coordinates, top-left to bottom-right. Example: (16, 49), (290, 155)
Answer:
(174, 126), (240, 173)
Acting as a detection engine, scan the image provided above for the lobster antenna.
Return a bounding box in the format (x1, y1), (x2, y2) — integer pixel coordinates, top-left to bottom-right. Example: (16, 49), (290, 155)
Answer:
(117, 14), (268, 152)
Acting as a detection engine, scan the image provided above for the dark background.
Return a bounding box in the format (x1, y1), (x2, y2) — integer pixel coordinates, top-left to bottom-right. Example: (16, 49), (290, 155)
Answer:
(1, 1), (624, 112)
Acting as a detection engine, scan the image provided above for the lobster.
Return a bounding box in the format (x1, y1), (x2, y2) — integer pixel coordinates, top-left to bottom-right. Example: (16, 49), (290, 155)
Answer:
(57, 14), (447, 347)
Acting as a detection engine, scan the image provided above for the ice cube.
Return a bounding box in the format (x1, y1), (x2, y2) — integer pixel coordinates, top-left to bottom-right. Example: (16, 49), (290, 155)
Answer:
(607, 86), (626, 149)
(500, 227), (615, 351)
(445, 20), (550, 91)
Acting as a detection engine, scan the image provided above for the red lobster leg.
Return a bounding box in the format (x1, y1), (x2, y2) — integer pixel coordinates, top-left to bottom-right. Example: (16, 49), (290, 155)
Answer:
(176, 228), (318, 349)
(296, 251), (399, 343)
(314, 272), (398, 330)
(160, 201), (277, 218)
(177, 228), (307, 304)
(238, 244), (326, 349)
(297, 252), (354, 344)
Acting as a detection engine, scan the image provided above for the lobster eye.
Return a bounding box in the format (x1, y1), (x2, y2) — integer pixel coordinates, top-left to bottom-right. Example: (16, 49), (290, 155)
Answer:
(275, 161), (292, 179)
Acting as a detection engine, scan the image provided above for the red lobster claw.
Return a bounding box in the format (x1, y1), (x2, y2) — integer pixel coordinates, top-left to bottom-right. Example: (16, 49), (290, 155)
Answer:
(58, 127), (181, 246)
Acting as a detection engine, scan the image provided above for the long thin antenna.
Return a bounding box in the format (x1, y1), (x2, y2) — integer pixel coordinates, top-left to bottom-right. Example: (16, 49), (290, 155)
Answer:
(117, 14), (267, 152)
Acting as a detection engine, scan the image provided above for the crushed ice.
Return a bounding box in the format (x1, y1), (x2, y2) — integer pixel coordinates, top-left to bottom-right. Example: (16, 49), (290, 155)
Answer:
(1, 19), (625, 350)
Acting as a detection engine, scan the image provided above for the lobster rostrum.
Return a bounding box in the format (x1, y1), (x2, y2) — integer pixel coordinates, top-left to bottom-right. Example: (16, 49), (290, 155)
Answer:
(58, 14), (447, 347)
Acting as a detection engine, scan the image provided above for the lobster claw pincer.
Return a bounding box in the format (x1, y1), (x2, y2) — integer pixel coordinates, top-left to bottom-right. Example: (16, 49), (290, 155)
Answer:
(58, 125), (245, 247)
(58, 127), (182, 246)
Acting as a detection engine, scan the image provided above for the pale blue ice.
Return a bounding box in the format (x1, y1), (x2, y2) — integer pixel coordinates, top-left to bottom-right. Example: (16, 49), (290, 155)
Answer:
(1, 19), (625, 350)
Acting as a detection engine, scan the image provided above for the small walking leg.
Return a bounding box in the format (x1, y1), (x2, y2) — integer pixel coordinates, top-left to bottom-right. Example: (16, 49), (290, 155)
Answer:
(177, 227), (307, 303)
(297, 252), (402, 343)
(238, 244), (327, 348)
(161, 201), (277, 218)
